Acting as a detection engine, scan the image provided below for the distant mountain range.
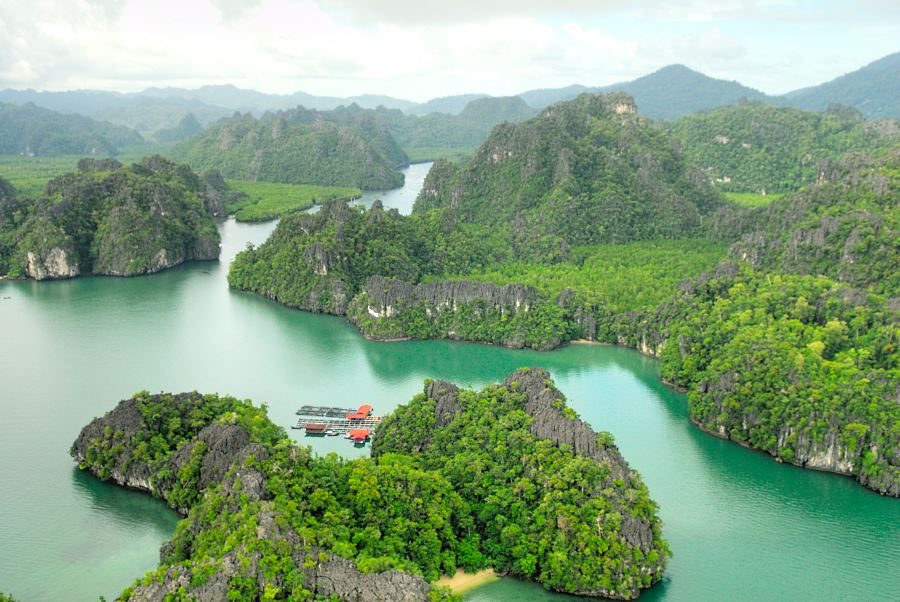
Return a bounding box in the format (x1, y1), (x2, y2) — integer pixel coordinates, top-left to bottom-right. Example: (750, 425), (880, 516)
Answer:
(784, 52), (900, 119)
(0, 51), (897, 136)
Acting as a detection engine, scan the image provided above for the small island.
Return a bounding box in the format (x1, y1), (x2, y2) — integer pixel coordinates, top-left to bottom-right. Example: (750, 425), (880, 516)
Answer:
(71, 368), (669, 601)
(0, 156), (223, 280)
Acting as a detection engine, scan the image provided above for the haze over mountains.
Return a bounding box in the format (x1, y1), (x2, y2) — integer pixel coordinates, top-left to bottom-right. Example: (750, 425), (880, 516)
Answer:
(1, 51), (898, 138)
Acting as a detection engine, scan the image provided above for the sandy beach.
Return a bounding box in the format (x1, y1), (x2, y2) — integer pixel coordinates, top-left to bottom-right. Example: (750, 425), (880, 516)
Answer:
(436, 569), (499, 594)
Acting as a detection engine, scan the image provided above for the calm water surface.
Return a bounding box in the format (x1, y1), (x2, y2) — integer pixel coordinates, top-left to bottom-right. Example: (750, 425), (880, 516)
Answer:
(0, 163), (897, 601)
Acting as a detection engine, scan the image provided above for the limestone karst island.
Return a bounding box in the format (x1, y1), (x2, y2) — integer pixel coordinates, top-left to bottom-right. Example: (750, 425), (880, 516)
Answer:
(0, 2), (897, 601)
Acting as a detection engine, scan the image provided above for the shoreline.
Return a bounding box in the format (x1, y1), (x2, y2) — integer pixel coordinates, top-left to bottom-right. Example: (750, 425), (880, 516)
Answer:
(437, 569), (499, 595)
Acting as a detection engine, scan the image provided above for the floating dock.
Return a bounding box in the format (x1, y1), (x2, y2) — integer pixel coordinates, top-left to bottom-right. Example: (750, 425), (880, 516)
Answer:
(292, 404), (381, 442)
(296, 405), (356, 418)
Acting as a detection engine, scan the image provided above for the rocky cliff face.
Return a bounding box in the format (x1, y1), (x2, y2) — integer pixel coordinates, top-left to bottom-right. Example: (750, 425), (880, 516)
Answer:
(70, 394), (265, 512)
(347, 275), (562, 349)
(1, 156), (222, 280)
(503, 369), (656, 552)
(25, 247), (79, 279)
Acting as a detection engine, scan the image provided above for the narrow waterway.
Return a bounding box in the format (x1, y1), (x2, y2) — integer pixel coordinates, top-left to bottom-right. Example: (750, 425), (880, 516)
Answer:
(0, 163), (896, 601)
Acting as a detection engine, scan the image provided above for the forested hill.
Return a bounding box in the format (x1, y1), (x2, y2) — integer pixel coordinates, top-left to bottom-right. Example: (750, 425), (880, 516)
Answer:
(721, 148), (900, 294)
(172, 108), (407, 190)
(414, 92), (721, 256)
(291, 105), (409, 168)
(785, 52), (900, 119)
(596, 64), (770, 120)
(671, 102), (900, 193)
(517, 65), (770, 119)
(340, 96), (538, 152)
(0, 156), (221, 279)
(0, 102), (144, 156)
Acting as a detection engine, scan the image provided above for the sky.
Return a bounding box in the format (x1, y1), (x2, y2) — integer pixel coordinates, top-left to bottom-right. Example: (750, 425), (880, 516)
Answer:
(0, 0), (897, 101)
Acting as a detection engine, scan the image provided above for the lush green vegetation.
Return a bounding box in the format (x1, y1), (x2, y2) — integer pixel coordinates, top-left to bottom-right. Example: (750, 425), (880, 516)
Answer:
(725, 150), (899, 294)
(374, 371), (669, 597)
(0, 156), (220, 279)
(404, 147), (476, 164)
(671, 102), (900, 193)
(785, 51), (900, 119)
(439, 239), (727, 314)
(0, 102), (144, 156)
(225, 180), (361, 222)
(76, 374), (666, 600)
(0, 154), (82, 197)
(723, 191), (784, 207)
(229, 93), (898, 493)
(173, 107), (408, 190)
(656, 266), (898, 493)
(0, 147), (176, 197)
(415, 93), (722, 257)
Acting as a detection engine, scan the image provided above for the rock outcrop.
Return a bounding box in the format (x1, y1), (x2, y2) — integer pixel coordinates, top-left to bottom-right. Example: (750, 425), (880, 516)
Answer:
(1, 156), (222, 280)
(348, 275), (551, 347)
(25, 247), (79, 280)
(70, 394), (266, 512)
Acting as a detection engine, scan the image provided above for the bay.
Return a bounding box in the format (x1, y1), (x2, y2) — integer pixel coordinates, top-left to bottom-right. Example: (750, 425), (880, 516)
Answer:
(0, 162), (896, 601)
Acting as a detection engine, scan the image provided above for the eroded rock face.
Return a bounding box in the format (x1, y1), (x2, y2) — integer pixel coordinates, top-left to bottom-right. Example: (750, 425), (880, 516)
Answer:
(25, 248), (79, 280)
(70, 394), (265, 512)
(72, 393), (435, 602)
(348, 275), (550, 348)
(501, 369), (655, 552)
(6, 157), (221, 280)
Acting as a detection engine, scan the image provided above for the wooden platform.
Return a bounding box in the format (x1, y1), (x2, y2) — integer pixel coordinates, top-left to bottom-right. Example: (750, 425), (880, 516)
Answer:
(295, 405), (355, 418)
(292, 416), (382, 434)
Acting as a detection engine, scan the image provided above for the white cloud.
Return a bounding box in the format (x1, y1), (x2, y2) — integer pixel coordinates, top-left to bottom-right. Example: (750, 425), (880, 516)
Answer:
(0, 0), (895, 99)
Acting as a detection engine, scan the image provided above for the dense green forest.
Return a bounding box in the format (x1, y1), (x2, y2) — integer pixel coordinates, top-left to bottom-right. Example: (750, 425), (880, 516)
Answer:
(229, 92), (899, 493)
(653, 265), (898, 494)
(671, 102), (900, 193)
(722, 149), (899, 293)
(72, 372), (667, 600)
(172, 109), (407, 190)
(413, 93), (722, 257)
(0, 102), (144, 156)
(0, 156), (221, 279)
(785, 51), (900, 119)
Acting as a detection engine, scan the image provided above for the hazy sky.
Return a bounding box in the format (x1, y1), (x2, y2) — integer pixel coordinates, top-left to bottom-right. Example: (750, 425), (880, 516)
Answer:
(0, 0), (897, 100)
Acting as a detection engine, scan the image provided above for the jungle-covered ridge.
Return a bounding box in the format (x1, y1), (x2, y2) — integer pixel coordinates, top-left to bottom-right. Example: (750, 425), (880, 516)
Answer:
(229, 91), (898, 495)
(669, 102), (900, 194)
(0, 156), (224, 280)
(71, 369), (668, 600)
(169, 107), (409, 191)
(0, 102), (144, 157)
(2, 52), (899, 196)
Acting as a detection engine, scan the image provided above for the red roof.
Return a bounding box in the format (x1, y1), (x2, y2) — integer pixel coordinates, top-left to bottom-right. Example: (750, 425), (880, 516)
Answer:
(348, 429), (370, 441)
(346, 404), (373, 420)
